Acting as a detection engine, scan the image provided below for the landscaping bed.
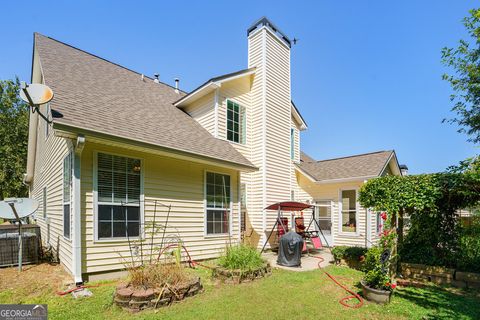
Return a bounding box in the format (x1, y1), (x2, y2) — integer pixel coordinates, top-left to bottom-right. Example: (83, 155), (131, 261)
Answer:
(212, 244), (271, 284)
(1, 263), (480, 319)
(114, 277), (203, 311)
(401, 262), (480, 289)
(212, 262), (271, 284)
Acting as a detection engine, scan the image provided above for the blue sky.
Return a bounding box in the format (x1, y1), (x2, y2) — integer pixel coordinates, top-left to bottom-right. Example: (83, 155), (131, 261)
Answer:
(1, 1), (478, 174)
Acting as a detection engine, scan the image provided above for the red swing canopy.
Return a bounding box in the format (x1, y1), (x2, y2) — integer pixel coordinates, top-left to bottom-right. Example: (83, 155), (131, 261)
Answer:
(264, 201), (312, 212)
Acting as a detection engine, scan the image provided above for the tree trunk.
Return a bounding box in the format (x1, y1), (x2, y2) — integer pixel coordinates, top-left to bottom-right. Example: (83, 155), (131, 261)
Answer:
(390, 211), (398, 277)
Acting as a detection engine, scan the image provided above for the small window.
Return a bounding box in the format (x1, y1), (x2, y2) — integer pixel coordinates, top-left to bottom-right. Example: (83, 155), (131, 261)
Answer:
(341, 190), (357, 233)
(227, 100), (245, 144)
(290, 128), (295, 160)
(205, 172), (230, 235)
(43, 187), (47, 219)
(63, 152), (72, 239)
(291, 190), (295, 201)
(96, 153), (141, 239)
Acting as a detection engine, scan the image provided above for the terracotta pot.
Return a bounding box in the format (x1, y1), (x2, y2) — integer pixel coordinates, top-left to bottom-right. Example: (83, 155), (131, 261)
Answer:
(361, 280), (392, 304)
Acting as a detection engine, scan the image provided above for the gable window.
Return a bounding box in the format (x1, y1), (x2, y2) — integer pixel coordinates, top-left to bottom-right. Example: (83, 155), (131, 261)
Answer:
(226, 100), (245, 144)
(97, 153), (141, 239)
(341, 190), (357, 233)
(205, 172), (230, 235)
(63, 152), (72, 239)
(290, 128), (295, 160)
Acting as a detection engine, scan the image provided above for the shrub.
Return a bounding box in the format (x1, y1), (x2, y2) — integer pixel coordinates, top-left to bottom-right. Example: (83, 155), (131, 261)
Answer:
(128, 261), (192, 289)
(457, 216), (480, 272)
(331, 246), (367, 264)
(218, 244), (265, 271)
(363, 246), (393, 291)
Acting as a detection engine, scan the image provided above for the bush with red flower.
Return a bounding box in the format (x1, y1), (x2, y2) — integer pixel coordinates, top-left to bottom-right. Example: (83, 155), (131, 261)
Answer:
(362, 224), (397, 292)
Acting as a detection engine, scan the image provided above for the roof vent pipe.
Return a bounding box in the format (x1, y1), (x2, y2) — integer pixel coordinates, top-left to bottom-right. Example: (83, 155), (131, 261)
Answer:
(174, 78), (179, 93)
(153, 73), (160, 83)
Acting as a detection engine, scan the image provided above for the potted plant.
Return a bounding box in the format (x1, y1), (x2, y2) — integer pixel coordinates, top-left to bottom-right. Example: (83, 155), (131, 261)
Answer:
(361, 245), (396, 304)
(361, 215), (397, 304)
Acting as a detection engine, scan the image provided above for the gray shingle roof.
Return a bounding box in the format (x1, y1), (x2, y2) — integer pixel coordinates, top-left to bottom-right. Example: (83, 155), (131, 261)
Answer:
(298, 150), (394, 181)
(34, 33), (255, 169)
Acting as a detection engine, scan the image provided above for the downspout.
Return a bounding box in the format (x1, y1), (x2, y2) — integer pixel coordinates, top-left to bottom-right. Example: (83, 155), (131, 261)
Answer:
(73, 135), (85, 284)
(24, 109), (38, 185)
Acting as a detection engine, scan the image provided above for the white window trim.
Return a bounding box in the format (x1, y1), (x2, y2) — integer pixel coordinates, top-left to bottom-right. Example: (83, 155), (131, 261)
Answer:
(338, 188), (361, 237)
(225, 99), (246, 145)
(375, 211), (385, 236)
(203, 170), (233, 238)
(62, 152), (73, 241)
(93, 151), (145, 243)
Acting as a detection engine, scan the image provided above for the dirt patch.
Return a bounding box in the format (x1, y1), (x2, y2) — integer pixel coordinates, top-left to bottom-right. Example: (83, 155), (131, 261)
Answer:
(0, 263), (72, 301)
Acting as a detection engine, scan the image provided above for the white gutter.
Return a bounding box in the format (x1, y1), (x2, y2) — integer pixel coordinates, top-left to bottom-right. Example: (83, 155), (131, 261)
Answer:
(174, 82), (221, 107)
(72, 135), (85, 284)
(24, 109), (38, 184)
(291, 104), (307, 131)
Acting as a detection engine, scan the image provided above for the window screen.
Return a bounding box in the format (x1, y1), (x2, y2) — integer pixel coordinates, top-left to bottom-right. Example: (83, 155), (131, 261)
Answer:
(97, 153), (141, 239)
(206, 172), (230, 235)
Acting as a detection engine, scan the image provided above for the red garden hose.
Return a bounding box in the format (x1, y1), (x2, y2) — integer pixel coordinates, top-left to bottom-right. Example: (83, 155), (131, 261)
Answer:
(56, 243), (363, 310)
(309, 254), (364, 309)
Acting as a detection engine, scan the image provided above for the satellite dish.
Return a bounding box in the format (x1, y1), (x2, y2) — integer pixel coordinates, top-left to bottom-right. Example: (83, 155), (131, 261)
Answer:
(20, 83), (54, 105)
(0, 198), (39, 220)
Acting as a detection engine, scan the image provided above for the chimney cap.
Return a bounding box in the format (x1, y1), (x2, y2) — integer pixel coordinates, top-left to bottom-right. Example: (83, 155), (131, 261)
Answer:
(247, 16), (291, 48)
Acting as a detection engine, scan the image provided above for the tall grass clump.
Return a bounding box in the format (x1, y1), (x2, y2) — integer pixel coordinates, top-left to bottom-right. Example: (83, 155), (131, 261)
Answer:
(218, 244), (265, 271)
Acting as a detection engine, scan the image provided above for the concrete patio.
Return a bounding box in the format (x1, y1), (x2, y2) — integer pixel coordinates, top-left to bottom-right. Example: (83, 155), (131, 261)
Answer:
(262, 249), (334, 271)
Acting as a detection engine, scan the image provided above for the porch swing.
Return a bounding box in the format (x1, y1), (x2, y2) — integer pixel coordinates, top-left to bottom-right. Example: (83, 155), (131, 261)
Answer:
(260, 201), (330, 257)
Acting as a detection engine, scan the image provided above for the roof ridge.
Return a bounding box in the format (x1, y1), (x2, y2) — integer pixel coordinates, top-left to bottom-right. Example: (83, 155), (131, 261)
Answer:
(315, 150), (393, 163)
(33, 32), (186, 94)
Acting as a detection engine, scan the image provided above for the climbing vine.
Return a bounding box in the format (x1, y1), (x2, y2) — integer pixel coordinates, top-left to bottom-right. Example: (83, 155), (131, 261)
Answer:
(359, 158), (480, 271)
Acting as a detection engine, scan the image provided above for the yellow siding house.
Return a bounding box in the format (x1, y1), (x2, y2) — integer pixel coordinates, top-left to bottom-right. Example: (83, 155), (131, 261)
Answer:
(25, 17), (403, 282)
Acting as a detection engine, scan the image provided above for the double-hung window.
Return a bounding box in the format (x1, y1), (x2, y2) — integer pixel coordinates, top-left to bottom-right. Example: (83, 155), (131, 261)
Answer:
(97, 153), (141, 239)
(226, 100), (245, 144)
(341, 190), (357, 233)
(205, 172), (230, 235)
(63, 152), (72, 239)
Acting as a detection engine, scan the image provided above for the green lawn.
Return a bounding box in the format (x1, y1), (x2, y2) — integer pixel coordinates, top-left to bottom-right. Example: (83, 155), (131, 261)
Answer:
(1, 265), (479, 319)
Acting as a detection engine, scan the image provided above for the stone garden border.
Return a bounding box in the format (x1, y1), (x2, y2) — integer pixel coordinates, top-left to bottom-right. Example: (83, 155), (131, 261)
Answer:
(114, 277), (203, 312)
(212, 262), (271, 284)
(401, 263), (480, 289)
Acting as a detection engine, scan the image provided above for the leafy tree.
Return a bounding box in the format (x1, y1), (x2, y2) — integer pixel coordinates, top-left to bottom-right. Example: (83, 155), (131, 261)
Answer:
(359, 169), (480, 271)
(0, 78), (29, 199)
(441, 8), (480, 143)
